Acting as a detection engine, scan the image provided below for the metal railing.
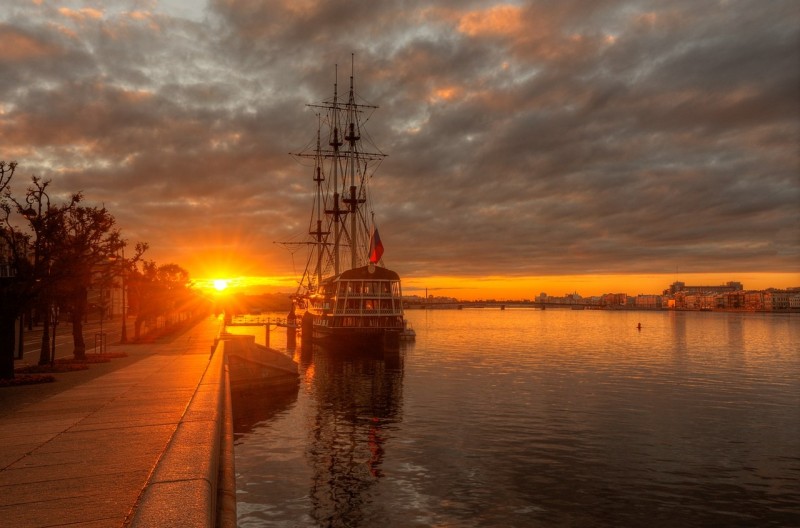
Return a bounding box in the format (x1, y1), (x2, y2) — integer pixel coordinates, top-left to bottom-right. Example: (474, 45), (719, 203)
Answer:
(94, 332), (107, 354)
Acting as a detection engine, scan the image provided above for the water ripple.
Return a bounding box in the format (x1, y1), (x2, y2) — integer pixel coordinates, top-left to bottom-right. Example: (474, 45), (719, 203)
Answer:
(235, 310), (800, 527)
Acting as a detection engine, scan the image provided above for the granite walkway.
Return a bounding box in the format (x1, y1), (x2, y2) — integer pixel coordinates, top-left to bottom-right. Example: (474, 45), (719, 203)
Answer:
(0, 315), (224, 527)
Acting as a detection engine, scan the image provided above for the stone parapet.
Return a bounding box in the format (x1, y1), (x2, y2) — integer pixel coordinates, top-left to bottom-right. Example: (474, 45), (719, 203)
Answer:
(127, 340), (234, 527)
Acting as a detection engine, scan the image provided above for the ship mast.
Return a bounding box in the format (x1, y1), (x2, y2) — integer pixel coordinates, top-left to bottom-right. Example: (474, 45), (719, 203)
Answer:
(292, 56), (386, 290)
(330, 65), (343, 275)
(311, 117), (328, 288)
(344, 56), (365, 270)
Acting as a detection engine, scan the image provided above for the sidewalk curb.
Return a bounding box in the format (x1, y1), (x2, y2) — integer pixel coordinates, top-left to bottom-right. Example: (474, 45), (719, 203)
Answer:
(127, 344), (230, 527)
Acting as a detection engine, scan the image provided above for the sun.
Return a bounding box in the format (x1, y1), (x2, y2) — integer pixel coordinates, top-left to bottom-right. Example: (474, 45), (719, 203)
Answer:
(213, 279), (229, 292)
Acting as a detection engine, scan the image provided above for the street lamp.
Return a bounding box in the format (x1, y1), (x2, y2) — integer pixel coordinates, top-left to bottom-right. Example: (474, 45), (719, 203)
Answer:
(120, 248), (128, 344)
(110, 247), (128, 345)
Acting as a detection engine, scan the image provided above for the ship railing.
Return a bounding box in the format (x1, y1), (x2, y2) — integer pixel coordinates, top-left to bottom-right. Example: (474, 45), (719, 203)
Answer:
(339, 292), (398, 299)
(338, 308), (402, 316)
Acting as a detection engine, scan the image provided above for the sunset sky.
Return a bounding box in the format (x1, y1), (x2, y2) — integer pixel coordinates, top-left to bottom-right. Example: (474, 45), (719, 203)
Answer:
(1, 0), (798, 299)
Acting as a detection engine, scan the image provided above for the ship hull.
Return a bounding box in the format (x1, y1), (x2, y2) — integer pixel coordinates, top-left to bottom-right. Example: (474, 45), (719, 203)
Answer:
(311, 325), (401, 351)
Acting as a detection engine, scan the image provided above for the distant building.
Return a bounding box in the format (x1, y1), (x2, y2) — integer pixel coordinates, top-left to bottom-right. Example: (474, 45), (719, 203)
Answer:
(764, 290), (791, 311)
(722, 291), (746, 309)
(790, 294), (800, 310)
(600, 293), (627, 307)
(664, 281), (743, 296)
(744, 291), (764, 310)
(634, 295), (662, 309)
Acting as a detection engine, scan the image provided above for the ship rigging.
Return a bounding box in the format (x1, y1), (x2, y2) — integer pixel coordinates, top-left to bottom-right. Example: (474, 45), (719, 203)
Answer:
(284, 58), (405, 349)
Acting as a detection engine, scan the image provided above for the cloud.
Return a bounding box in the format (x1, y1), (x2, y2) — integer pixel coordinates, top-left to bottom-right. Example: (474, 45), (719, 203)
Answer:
(0, 0), (797, 287)
(57, 7), (104, 21)
(457, 4), (525, 37)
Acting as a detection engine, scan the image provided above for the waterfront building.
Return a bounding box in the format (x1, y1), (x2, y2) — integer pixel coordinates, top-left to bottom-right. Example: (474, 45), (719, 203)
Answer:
(722, 291), (746, 309)
(744, 291), (765, 311)
(664, 281), (743, 296)
(600, 293), (628, 307)
(674, 291), (717, 310)
(764, 290), (790, 311)
(790, 294), (800, 309)
(634, 294), (663, 309)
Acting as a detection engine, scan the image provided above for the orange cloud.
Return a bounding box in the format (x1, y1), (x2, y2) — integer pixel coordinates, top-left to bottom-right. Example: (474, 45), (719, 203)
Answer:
(0, 29), (58, 62)
(458, 4), (524, 37)
(120, 88), (155, 104)
(126, 10), (160, 31)
(128, 11), (151, 21)
(58, 7), (104, 21)
(284, 0), (320, 16)
(429, 86), (462, 103)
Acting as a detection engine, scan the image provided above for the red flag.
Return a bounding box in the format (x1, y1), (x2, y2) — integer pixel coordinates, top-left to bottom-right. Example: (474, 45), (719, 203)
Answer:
(369, 228), (384, 264)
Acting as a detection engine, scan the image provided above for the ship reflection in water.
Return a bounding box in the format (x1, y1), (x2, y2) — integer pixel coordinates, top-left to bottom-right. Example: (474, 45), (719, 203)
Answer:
(303, 346), (403, 526)
(233, 337), (405, 527)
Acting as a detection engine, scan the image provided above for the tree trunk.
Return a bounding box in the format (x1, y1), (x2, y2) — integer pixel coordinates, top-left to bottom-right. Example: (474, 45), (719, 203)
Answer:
(0, 314), (15, 380)
(38, 311), (50, 366)
(72, 288), (88, 360)
(72, 309), (86, 359)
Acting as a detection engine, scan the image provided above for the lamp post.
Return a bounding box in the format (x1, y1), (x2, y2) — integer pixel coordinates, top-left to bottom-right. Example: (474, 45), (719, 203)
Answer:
(120, 248), (128, 344)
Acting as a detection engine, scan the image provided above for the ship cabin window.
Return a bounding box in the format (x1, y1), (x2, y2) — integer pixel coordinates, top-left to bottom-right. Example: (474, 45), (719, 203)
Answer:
(364, 281), (380, 295)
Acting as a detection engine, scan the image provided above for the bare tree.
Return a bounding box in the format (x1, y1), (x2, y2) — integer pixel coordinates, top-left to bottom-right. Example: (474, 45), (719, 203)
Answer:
(1, 166), (152, 375)
(113, 241), (148, 344)
(0, 161), (24, 378)
(53, 204), (125, 359)
(0, 161), (16, 194)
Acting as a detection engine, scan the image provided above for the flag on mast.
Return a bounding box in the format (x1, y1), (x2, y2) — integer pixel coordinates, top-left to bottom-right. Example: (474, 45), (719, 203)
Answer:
(369, 227), (384, 264)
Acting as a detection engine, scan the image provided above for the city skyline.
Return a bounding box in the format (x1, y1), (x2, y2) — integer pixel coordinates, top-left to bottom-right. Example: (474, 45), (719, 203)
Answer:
(2, 1), (798, 300)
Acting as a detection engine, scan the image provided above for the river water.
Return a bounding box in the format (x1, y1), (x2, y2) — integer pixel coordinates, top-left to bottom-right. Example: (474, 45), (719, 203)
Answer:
(231, 309), (800, 527)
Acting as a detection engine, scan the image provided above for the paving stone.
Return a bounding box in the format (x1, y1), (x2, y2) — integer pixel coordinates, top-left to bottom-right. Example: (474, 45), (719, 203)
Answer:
(0, 316), (224, 528)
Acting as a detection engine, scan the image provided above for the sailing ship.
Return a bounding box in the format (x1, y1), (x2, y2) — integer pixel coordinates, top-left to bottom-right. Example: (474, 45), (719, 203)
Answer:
(287, 59), (405, 349)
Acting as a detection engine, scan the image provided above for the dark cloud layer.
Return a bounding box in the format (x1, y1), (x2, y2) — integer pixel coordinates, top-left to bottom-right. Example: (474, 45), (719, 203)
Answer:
(1, 0), (798, 283)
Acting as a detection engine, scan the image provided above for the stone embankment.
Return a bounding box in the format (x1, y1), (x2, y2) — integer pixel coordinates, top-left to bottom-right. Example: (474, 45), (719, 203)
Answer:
(0, 314), (295, 527)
